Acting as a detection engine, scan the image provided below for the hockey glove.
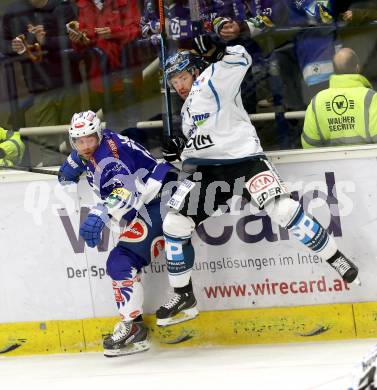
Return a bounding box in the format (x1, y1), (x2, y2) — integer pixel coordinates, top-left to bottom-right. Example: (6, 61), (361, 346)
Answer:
(58, 151), (86, 185)
(192, 34), (225, 63)
(162, 136), (186, 162)
(79, 204), (110, 248)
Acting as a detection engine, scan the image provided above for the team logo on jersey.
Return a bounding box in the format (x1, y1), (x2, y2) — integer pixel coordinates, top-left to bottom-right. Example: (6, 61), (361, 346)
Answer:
(105, 187), (131, 209)
(186, 134), (214, 150)
(119, 218), (148, 242)
(151, 237), (165, 261)
(193, 113), (210, 126)
(111, 187), (131, 199)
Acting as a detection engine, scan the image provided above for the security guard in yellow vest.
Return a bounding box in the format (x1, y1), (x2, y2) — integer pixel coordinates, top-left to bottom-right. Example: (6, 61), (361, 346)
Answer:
(0, 127), (25, 166)
(302, 48), (377, 148)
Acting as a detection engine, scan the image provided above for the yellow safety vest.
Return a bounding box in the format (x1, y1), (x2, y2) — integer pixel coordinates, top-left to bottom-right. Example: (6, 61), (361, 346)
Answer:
(302, 74), (377, 148)
(0, 127), (25, 166)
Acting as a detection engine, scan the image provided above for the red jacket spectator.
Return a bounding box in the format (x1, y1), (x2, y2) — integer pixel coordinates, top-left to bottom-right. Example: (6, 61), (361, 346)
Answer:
(74, 0), (141, 92)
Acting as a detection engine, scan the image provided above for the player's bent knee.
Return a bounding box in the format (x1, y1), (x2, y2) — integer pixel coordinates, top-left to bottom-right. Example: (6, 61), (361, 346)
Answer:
(106, 246), (140, 280)
(163, 211), (195, 239)
(107, 256), (132, 280)
(264, 197), (301, 228)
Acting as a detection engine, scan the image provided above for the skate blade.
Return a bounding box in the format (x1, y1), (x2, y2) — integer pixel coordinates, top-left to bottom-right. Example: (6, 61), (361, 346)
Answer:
(104, 339), (150, 357)
(157, 307), (199, 327)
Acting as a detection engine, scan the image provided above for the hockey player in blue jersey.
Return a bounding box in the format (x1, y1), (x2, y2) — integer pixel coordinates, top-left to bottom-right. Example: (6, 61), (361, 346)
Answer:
(58, 110), (177, 356)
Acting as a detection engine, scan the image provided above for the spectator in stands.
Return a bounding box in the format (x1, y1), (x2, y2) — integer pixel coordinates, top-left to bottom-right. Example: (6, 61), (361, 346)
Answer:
(211, 1), (337, 106)
(140, 0), (216, 138)
(141, 0), (214, 49)
(284, 1), (338, 107)
(301, 48), (377, 148)
(1, 0), (82, 165)
(69, 0), (141, 130)
(210, 3), (283, 115)
(211, 1), (293, 147)
(340, 0), (377, 25)
(214, 1), (338, 113)
(336, 0), (377, 87)
(0, 127), (25, 167)
(140, 0), (160, 46)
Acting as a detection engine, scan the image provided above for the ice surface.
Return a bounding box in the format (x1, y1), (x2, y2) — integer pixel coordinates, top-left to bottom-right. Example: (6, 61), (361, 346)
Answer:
(1, 338), (376, 390)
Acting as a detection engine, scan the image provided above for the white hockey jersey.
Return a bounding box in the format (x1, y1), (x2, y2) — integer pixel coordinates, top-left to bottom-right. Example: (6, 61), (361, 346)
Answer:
(180, 45), (264, 165)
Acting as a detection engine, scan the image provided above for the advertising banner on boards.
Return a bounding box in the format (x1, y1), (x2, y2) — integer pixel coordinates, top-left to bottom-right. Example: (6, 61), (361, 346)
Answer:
(1, 156), (376, 322)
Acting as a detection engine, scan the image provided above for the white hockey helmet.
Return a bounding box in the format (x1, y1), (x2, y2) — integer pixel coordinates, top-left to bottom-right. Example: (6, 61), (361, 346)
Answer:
(69, 110), (102, 149)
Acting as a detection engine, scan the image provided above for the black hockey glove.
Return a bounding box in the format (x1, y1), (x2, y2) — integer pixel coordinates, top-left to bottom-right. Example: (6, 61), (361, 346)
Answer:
(192, 34), (226, 63)
(162, 136), (186, 162)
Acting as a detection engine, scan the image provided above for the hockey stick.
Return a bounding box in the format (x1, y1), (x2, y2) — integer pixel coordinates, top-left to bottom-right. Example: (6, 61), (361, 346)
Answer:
(158, 0), (173, 137)
(0, 165), (59, 176)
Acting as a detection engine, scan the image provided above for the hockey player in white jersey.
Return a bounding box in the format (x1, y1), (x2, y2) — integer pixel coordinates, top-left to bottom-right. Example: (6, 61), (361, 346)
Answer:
(156, 35), (360, 326)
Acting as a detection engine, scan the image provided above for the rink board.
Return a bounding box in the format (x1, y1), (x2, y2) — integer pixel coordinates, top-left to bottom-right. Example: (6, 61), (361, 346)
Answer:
(1, 302), (377, 356)
(2, 146), (377, 355)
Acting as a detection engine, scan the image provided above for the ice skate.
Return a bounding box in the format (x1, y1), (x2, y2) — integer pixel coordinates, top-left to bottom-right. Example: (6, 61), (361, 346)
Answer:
(103, 321), (150, 357)
(156, 291), (199, 327)
(327, 252), (359, 284)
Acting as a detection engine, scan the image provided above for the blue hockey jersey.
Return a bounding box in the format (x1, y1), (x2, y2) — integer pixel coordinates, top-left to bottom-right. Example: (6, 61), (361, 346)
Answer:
(83, 130), (175, 221)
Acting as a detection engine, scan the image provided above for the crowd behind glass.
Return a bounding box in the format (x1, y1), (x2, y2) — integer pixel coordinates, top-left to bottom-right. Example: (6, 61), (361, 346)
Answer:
(0, 0), (376, 167)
